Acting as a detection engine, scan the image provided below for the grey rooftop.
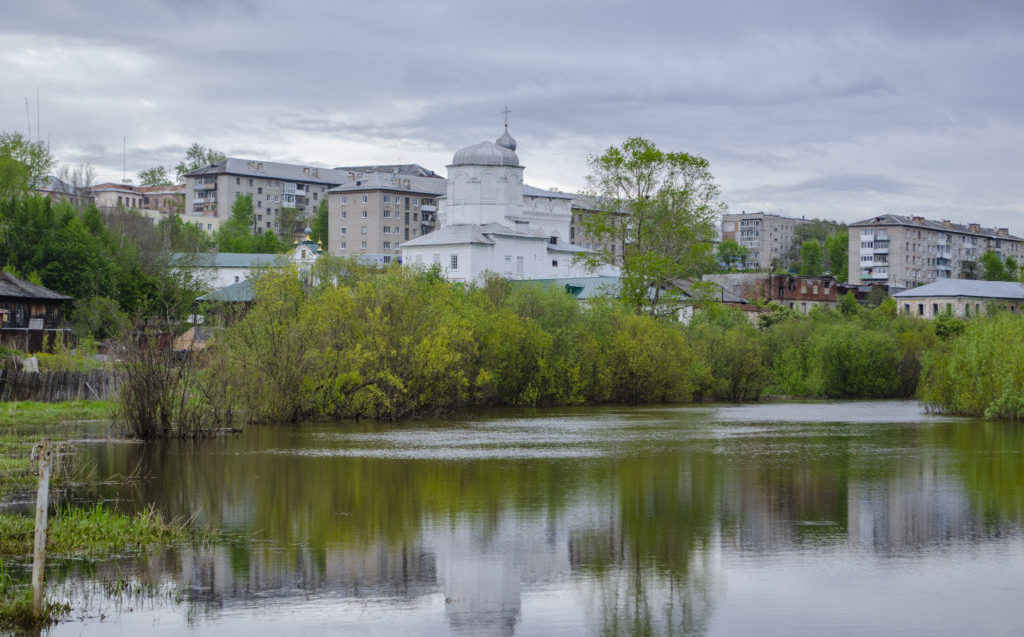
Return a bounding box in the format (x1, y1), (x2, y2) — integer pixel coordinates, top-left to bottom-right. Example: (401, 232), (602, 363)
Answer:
(892, 279), (1024, 299)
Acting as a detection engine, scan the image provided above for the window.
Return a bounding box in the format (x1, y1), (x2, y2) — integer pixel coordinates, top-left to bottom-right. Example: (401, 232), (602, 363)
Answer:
(234, 276), (240, 283)
(383, 195), (391, 203)
(384, 226), (391, 234)
(258, 214), (263, 221)
(236, 177), (240, 185)
(341, 196), (347, 204)
(341, 210), (347, 219)
(361, 195), (368, 203)
(405, 197), (410, 210)
(433, 253), (441, 264)
(249, 179), (253, 186)
(552, 260), (558, 267)
(321, 186), (325, 192)
(340, 241), (346, 250)
(450, 254), (458, 269)
(412, 229), (418, 237)
(257, 201), (262, 208)
(383, 256), (392, 264)
(516, 256), (524, 274)
(404, 228), (409, 240)
(258, 187), (263, 194)
(383, 241), (391, 249)
(340, 227), (347, 235)
(207, 224), (212, 230)
(361, 241), (367, 249)
(405, 212), (409, 224)
(384, 210), (391, 218)
(361, 226), (367, 235)
(505, 255), (512, 272)
(362, 210), (367, 218)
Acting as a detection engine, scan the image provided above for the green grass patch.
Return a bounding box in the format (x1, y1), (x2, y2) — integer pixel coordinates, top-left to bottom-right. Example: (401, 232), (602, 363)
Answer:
(0, 504), (213, 557)
(0, 400), (115, 497)
(0, 400), (116, 428)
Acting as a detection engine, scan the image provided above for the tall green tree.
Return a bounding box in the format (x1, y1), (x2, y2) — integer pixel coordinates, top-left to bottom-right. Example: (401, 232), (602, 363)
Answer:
(0, 131), (53, 190)
(798, 240), (824, 276)
(580, 137), (724, 317)
(824, 229), (848, 280)
(310, 198), (329, 245)
(138, 166), (172, 186)
(716, 239), (749, 271)
(980, 250), (1012, 281)
(215, 194), (286, 253)
(174, 143), (226, 183)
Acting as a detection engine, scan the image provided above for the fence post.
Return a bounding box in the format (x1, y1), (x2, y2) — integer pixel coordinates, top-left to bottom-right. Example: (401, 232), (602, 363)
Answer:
(31, 438), (53, 619)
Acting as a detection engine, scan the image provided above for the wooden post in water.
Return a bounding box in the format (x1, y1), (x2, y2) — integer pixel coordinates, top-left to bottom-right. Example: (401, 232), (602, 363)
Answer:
(31, 438), (52, 619)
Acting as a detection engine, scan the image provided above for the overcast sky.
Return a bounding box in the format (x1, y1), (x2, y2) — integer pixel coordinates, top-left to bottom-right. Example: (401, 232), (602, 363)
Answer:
(3, 0), (1023, 229)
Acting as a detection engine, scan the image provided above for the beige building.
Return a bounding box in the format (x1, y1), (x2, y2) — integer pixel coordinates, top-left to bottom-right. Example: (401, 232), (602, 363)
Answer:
(326, 169), (446, 264)
(720, 211), (810, 270)
(90, 182), (185, 224)
(184, 158), (356, 233)
(849, 214), (1023, 287)
(892, 280), (1024, 318)
(569, 194), (626, 264)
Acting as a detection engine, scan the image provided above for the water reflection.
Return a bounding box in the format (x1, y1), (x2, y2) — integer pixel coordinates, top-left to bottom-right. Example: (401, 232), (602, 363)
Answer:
(40, 401), (1024, 636)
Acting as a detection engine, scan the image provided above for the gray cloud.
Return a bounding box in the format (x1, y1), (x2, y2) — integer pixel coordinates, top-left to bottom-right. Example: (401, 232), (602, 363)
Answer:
(2, 0), (1023, 229)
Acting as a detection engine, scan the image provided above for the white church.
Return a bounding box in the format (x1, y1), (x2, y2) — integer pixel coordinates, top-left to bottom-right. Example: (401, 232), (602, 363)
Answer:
(400, 125), (616, 282)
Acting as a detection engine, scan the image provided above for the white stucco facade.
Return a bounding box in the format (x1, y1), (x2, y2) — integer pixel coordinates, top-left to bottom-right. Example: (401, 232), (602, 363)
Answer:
(401, 127), (615, 282)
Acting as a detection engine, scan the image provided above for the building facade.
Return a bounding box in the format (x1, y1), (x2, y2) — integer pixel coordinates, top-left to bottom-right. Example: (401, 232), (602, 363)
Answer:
(720, 211), (810, 270)
(892, 280), (1024, 318)
(849, 214), (1023, 287)
(325, 170), (446, 263)
(400, 126), (612, 282)
(184, 159), (356, 233)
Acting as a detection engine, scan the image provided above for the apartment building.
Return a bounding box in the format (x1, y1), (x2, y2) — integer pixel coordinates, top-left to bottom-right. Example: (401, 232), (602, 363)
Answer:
(720, 211), (810, 270)
(184, 158), (352, 234)
(326, 170), (446, 263)
(569, 194), (626, 264)
(848, 214), (1023, 287)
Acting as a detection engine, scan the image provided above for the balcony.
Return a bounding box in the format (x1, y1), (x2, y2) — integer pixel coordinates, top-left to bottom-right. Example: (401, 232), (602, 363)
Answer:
(420, 205), (437, 213)
(193, 181), (216, 191)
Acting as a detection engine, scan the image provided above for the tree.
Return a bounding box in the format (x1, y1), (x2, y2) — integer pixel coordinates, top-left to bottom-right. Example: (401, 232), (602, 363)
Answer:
(214, 194), (286, 253)
(716, 239), (749, 270)
(798, 240), (823, 276)
(823, 229), (848, 281)
(580, 137), (724, 316)
(311, 198), (329, 245)
(980, 250), (1012, 281)
(138, 166), (172, 186)
(0, 131), (53, 190)
(174, 143), (226, 183)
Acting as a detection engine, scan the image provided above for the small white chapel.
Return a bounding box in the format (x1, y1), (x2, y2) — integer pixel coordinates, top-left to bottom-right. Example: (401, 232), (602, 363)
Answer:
(400, 124), (616, 282)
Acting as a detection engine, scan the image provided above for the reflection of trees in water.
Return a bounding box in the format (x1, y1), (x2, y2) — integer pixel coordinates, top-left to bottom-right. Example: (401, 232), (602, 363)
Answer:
(64, 415), (1024, 634)
(571, 453), (720, 636)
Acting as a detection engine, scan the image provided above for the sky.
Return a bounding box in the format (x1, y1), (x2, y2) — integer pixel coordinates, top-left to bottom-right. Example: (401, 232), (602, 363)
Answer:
(3, 0), (1024, 230)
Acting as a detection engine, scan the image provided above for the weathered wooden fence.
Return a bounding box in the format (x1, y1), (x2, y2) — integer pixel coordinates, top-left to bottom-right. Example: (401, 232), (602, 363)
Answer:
(0, 368), (124, 402)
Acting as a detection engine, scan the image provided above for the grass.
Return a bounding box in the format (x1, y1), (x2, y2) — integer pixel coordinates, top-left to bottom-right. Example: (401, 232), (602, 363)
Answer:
(0, 504), (211, 557)
(0, 400), (116, 427)
(0, 504), (215, 631)
(0, 400), (116, 497)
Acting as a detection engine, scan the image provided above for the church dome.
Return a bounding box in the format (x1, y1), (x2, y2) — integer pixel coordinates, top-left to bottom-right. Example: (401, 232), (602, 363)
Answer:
(451, 140), (519, 167)
(495, 127), (517, 151)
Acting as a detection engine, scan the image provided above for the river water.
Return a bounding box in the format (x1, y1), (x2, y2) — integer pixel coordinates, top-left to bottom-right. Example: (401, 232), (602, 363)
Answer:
(31, 401), (1024, 635)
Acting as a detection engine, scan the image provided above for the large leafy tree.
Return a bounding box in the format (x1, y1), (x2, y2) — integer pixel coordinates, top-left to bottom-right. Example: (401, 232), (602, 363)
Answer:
(175, 143), (226, 183)
(980, 250), (1016, 281)
(0, 131), (53, 191)
(310, 198), (329, 245)
(798, 239), (824, 276)
(716, 239), (749, 271)
(580, 137), (725, 316)
(215, 194), (286, 253)
(138, 166), (173, 186)
(823, 229), (848, 281)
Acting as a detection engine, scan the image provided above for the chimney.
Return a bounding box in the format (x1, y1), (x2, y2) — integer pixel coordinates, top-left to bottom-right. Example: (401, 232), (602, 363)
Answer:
(969, 223), (981, 233)
(998, 227), (1009, 237)
(256, 162), (263, 172)
(912, 216), (924, 223)
(942, 219), (952, 228)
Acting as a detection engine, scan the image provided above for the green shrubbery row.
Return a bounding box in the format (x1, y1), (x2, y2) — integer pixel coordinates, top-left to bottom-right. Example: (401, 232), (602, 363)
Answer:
(919, 312), (1024, 421)
(184, 265), (944, 425)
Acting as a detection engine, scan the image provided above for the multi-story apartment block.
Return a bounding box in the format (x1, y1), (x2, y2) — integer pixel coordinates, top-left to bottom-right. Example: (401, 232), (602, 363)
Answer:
(184, 159), (357, 234)
(848, 214), (1023, 287)
(326, 170), (446, 263)
(569, 194), (626, 264)
(720, 211), (810, 270)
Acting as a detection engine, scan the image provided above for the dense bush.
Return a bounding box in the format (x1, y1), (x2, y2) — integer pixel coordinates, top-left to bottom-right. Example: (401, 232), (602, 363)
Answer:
(919, 312), (1024, 420)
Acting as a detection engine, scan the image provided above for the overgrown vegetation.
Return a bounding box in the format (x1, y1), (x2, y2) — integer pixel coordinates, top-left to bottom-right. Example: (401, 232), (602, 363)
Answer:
(141, 260), (954, 428)
(919, 311), (1024, 420)
(0, 504), (212, 631)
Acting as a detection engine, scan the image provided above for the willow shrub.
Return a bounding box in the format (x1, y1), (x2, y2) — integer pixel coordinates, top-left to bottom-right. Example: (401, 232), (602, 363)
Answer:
(763, 304), (935, 399)
(919, 312), (1024, 420)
